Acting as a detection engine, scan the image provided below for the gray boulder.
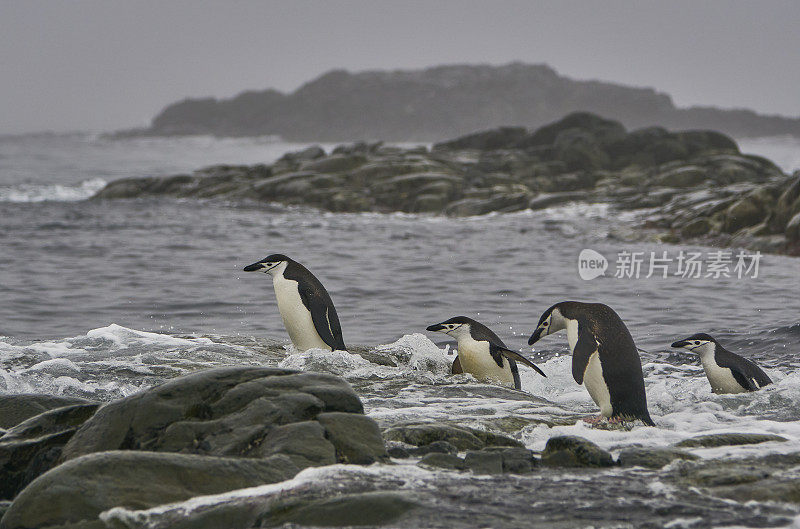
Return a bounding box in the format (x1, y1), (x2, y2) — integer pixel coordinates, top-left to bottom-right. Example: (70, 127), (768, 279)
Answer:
(464, 450), (503, 474)
(540, 435), (615, 468)
(383, 423), (523, 451)
(0, 403), (98, 499)
(417, 452), (467, 471)
(617, 447), (698, 469)
(0, 394), (93, 429)
(60, 367), (387, 468)
(0, 451), (299, 529)
(675, 433), (787, 448)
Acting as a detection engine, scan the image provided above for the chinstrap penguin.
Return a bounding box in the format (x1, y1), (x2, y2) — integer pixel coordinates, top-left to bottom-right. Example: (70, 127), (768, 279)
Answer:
(671, 333), (772, 394)
(426, 316), (546, 390)
(243, 254), (346, 352)
(528, 301), (654, 426)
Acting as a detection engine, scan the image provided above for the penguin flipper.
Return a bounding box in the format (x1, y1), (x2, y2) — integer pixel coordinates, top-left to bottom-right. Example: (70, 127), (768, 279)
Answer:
(298, 285), (346, 351)
(451, 355), (463, 374)
(571, 324), (596, 385)
(729, 367), (758, 392)
(491, 344), (546, 378)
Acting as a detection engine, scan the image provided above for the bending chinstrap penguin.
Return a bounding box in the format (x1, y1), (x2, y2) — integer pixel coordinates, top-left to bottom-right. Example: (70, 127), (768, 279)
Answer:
(528, 301), (654, 426)
(671, 333), (772, 394)
(243, 254), (346, 352)
(427, 316), (546, 390)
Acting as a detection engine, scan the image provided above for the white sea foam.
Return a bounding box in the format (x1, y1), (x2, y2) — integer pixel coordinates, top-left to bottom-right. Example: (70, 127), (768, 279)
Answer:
(0, 178), (107, 202)
(0, 324), (251, 399)
(279, 348), (379, 376)
(374, 333), (453, 375)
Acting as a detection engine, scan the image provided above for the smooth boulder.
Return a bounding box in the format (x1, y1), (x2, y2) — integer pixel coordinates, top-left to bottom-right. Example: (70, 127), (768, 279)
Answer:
(0, 394), (92, 429)
(60, 367), (387, 468)
(540, 435), (615, 468)
(0, 451), (299, 529)
(0, 403), (98, 500)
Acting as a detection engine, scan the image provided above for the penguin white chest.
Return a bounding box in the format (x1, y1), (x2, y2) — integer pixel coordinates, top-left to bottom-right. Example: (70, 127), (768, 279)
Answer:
(582, 352), (613, 417)
(701, 355), (747, 394)
(456, 337), (515, 388)
(272, 276), (330, 352)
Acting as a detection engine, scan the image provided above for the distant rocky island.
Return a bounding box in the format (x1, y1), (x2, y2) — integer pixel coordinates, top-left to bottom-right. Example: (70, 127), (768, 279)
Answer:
(95, 112), (800, 256)
(126, 63), (800, 141)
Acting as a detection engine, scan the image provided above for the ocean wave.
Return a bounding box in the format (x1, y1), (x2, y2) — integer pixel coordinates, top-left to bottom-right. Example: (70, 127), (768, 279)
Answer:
(0, 177), (107, 203)
(3, 327), (799, 461)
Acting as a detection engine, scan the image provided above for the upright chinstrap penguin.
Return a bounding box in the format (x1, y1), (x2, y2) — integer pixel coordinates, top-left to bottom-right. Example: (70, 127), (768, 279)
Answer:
(426, 316), (546, 390)
(243, 254), (346, 352)
(528, 301), (654, 426)
(671, 333), (772, 394)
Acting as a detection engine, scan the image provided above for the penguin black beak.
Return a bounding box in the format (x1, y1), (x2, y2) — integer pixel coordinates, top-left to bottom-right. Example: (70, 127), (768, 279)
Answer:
(528, 328), (543, 345)
(671, 340), (690, 349)
(426, 323), (445, 332)
(243, 262), (265, 272)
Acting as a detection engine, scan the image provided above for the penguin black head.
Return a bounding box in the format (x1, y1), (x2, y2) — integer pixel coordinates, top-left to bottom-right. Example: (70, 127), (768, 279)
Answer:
(671, 333), (718, 354)
(243, 253), (292, 274)
(528, 302), (572, 345)
(426, 316), (476, 338)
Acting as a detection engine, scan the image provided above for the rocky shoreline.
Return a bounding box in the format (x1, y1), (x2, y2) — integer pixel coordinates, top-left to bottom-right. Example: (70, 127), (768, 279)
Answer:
(94, 112), (800, 256)
(1, 366), (797, 528)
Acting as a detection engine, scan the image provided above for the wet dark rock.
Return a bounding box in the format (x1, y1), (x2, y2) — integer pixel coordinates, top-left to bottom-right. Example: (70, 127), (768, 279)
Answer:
(386, 442), (412, 459)
(786, 212), (800, 242)
(674, 433), (788, 448)
(434, 126), (528, 151)
(410, 440), (458, 456)
(383, 422), (523, 451)
(315, 412), (388, 464)
(670, 453), (800, 504)
(527, 191), (585, 210)
(617, 447), (698, 469)
(59, 367), (386, 469)
(417, 452), (467, 471)
(482, 446), (538, 474)
(464, 450), (504, 474)
(0, 394), (93, 429)
(0, 403), (98, 500)
(0, 451), (299, 529)
(680, 217), (712, 238)
(540, 436), (615, 468)
(261, 491), (420, 527)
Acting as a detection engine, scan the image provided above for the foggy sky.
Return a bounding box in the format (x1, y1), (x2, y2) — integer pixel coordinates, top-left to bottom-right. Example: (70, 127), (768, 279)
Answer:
(2, 0), (799, 134)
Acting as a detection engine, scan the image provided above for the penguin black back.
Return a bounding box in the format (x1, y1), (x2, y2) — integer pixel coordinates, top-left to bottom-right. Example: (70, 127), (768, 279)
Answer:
(282, 258), (346, 351)
(545, 301), (654, 426)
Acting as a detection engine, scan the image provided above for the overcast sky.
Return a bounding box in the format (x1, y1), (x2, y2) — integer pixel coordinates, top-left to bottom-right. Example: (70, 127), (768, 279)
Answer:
(1, 0), (799, 134)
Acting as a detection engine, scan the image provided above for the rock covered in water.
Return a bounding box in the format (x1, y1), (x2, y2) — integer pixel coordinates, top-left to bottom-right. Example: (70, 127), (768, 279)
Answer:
(674, 432), (788, 448)
(0, 451), (299, 529)
(383, 422), (523, 451)
(670, 452), (800, 504)
(59, 367), (388, 468)
(617, 447), (698, 469)
(540, 435), (615, 468)
(0, 403), (98, 500)
(418, 452), (467, 471)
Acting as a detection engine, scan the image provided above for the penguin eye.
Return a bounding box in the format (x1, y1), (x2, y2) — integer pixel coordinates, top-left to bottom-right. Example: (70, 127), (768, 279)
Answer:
(693, 341), (700, 345)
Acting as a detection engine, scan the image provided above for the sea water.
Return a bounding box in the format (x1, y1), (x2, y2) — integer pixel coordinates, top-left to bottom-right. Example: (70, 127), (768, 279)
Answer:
(1, 132), (800, 527)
